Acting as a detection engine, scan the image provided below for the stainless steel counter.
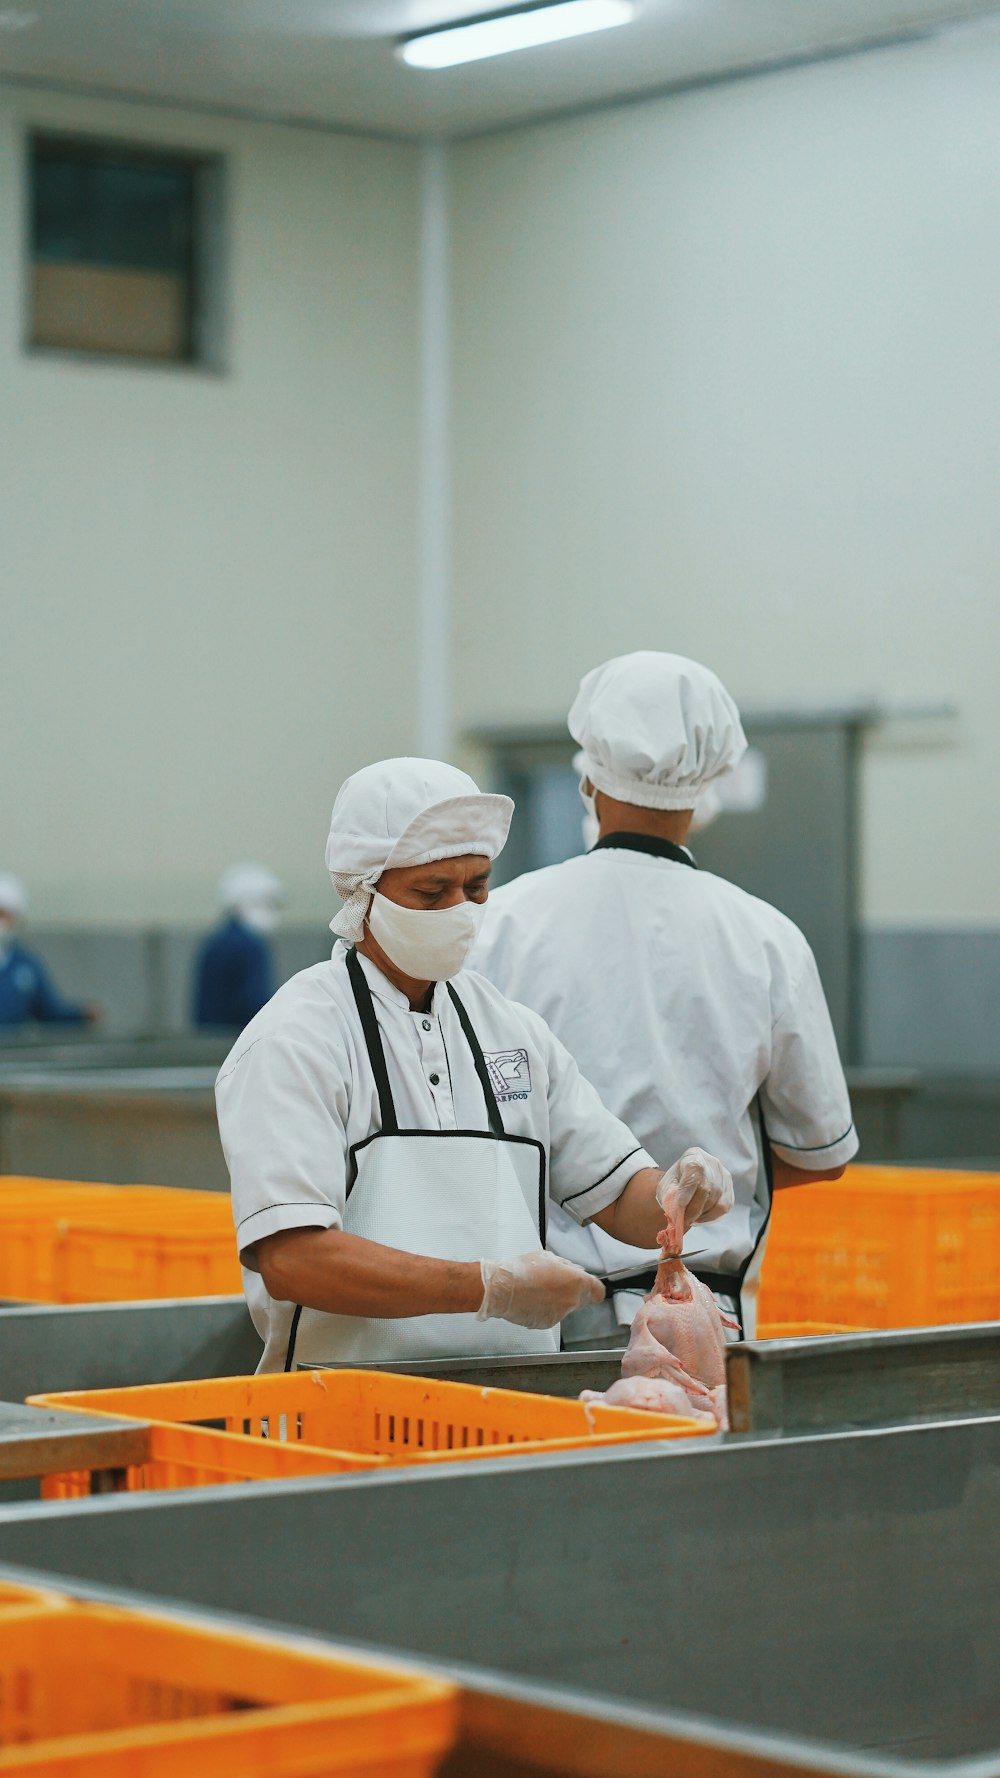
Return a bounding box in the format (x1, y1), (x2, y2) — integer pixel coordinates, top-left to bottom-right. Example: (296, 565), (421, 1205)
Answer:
(0, 1297), (260, 1401)
(0, 1417), (997, 1763)
(728, 1321), (1000, 1434)
(0, 1556), (934, 1777)
(0, 1067), (227, 1188)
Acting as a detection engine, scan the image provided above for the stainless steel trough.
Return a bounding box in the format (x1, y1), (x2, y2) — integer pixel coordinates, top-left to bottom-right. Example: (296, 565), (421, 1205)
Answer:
(0, 1558), (940, 1778)
(728, 1322), (1000, 1435)
(0, 1296), (260, 1402)
(0, 1417), (996, 1766)
(312, 1322), (1000, 1440)
(0, 1066), (226, 1189)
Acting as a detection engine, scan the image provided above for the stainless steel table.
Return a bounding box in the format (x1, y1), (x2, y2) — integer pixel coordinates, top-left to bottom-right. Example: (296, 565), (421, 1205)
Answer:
(0, 1400), (150, 1487)
(0, 1067), (226, 1189)
(301, 1350), (625, 1397)
(0, 1417), (998, 1763)
(727, 1321), (1000, 1434)
(0, 1297), (260, 1402)
(0, 1557), (926, 1777)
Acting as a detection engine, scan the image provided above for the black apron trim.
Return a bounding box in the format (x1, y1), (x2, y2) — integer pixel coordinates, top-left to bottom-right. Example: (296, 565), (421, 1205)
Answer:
(689, 1097), (775, 1337)
(346, 946), (399, 1134)
(284, 1302), (303, 1373)
(597, 1268), (658, 1296)
(687, 1267), (741, 1301)
(591, 833), (697, 869)
(446, 982), (506, 1138)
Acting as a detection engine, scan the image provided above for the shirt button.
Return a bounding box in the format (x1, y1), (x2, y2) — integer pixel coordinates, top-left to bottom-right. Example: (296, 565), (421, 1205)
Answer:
(429, 1073), (440, 1086)
(422, 1019), (432, 1032)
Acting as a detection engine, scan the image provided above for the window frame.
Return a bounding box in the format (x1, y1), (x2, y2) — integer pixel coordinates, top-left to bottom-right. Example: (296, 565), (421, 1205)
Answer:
(22, 127), (227, 375)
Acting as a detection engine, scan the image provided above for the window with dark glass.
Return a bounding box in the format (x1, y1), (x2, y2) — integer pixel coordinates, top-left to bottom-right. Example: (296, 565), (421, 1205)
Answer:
(28, 135), (221, 366)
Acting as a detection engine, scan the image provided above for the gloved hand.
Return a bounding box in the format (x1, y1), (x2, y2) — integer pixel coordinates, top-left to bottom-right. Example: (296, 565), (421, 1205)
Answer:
(656, 1146), (734, 1256)
(477, 1251), (605, 1329)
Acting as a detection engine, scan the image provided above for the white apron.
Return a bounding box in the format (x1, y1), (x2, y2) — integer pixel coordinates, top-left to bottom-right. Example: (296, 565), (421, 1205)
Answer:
(286, 948), (559, 1368)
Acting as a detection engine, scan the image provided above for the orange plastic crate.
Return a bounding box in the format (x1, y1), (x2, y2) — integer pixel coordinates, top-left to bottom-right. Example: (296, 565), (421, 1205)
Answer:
(38, 1419), (386, 1500)
(33, 1369), (712, 1495)
(757, 1322), (865, 1339)
(54, 1214), (242, 1303)
(0, 1603), (457, 1776)
(758, 1164), (1000, 1329)
(0, 1181), (241, 1304)
(0, 1183), (140, 1301)
(0, 1584), (68, 1615)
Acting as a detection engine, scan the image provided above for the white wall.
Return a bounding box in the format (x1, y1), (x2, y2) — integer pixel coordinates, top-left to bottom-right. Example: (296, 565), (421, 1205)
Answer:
(449, 27), (1000, 927)
(1, 89), (420, 926)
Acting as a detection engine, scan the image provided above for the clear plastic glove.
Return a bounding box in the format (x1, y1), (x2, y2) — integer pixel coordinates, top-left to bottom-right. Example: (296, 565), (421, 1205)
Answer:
(477, 1251), (605, 1329)
(655, 1146), (734, 1256)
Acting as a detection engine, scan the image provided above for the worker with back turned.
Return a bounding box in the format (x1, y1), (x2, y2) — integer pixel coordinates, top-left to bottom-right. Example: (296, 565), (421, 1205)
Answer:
(472, 652), (858, 1341)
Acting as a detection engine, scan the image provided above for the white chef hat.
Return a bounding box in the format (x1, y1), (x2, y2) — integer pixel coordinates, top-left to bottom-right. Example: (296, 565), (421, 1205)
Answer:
(569, 651), (747, 811)
(326, 758), (513, 942)
(217, 864), (285, 914)
(0, 874), (27, 918)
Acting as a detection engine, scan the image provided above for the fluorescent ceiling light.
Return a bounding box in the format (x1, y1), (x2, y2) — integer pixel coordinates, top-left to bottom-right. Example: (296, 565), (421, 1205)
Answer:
(399, 0), (635, 70)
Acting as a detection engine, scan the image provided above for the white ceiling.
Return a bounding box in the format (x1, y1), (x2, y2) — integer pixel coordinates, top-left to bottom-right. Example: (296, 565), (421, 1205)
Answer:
(0, 0), (999, 139)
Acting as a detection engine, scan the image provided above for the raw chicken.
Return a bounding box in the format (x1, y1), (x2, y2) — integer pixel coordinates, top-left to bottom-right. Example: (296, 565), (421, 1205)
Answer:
(580, 1233), (732, 1429)
(580, 1375), (717, 1425)
(619, 1306), (717, 1399)
(638, 1245), (727, 1390)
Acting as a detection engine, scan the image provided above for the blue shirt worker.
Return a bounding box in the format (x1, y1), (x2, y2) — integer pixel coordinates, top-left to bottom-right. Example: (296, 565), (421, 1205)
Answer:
(0, 874), (93, 1029)
(194, 864), (285, 1032)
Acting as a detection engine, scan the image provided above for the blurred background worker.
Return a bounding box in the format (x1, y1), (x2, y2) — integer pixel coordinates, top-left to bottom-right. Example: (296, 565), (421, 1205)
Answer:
(473, 651), (858, 1341)
(0, 874), (96, 1029)
(193, 864), (285, 1033)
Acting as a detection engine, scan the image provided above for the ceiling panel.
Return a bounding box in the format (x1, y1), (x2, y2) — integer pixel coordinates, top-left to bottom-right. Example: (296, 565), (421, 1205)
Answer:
(0, 0), (998, 138)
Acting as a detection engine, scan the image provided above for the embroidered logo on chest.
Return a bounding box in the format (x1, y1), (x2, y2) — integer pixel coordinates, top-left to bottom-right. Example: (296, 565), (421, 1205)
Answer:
(484, 1048), (531, 1102)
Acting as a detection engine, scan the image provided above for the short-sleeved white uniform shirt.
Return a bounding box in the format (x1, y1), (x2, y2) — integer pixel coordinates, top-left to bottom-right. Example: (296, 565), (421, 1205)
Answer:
(472, 839), (858, 1283)
(217, 943), (655, 1370)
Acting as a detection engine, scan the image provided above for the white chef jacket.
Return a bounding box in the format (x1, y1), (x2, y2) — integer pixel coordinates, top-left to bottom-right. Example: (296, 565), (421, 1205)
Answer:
(217, 942), (656, 1371)
(472, 838), (858, 1285)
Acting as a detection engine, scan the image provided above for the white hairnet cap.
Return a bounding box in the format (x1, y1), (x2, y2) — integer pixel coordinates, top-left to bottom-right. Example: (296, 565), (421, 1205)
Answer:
(218, 864), (285, 913)
(0, 874), (27, 917)
(326, 758), (513, 943)
(569, 651), (747, 811)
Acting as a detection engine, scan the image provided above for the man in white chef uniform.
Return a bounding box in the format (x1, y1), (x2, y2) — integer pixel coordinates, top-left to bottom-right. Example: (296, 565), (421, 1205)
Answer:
(217, 757), (734, 1372)
(472, 652), (859, 1343)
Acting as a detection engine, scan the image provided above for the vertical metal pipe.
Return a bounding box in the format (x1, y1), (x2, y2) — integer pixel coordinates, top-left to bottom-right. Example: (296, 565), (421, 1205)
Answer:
(417, 141), (451, 761)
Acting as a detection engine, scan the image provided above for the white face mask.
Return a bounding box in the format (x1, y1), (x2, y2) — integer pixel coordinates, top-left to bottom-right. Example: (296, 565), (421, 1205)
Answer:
(367, 890), (485, 981)
(579, 781), (599, 852)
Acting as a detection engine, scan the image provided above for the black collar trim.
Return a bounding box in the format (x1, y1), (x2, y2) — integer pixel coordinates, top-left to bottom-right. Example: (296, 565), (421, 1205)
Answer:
(591, 832), (697, 869)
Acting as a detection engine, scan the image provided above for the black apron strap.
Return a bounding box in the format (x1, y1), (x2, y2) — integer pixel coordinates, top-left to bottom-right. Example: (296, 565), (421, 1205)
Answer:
(689, 1095), (774, 1336)
(346, 946), (398, 1135)
(596, 1268), (658, 1296)
(446, 982), (506, 1139)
